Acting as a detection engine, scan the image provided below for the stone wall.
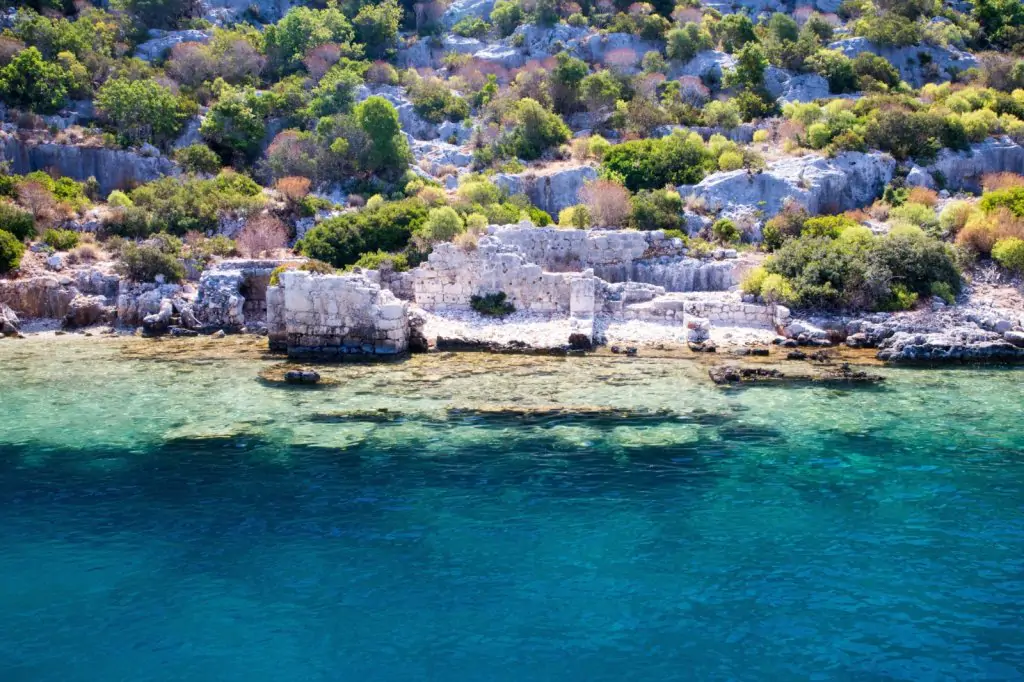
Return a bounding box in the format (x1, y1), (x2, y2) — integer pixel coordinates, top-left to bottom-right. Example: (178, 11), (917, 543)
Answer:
(268, 271), (409, 358)
(612, 292), (786, 328)
(413, 239), (592, 314)
(194, 259), (302, 330)
(486, 226), (735, 291)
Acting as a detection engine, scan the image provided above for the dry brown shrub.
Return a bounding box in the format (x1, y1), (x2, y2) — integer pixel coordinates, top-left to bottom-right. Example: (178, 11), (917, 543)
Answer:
(907, 186), (939, 207)
(366, 60), (397, 84)
(237, 215), (289, 257)
(0, 36), (25, 67)
(604, 48), (639, 71)
(348, 195), (366, 208)
(275, 176), (312, 203)
(417, 186), (446, 205)
(167, 42), (215, 88)
(453, 230), (479, 250)
(793, 5), (815, 23)
(671, 6), (702, 23)
(570, 136), (592, 161)
(16, 181), (55, 224)
(303, 43), (342, 81)
(777, 119), (805, 142)
(219, 38), (265, 83)
(843, 208), (871, 223)
(678, 76), (710, 107)
(581, 179), (631, 227)
(868, 200), (890, 221)
(982, 172), (1024, 192)
(955, 208), (1024, 256)
(66, 243), (102, 265)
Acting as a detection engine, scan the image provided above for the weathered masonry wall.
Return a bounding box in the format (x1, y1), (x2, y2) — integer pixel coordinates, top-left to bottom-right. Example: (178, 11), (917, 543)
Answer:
(413, 239), (596, 314)
(267, 271), (409, 358)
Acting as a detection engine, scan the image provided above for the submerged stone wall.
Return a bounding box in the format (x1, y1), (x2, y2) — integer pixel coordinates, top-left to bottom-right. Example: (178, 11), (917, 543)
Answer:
(268, 271), (409, 358)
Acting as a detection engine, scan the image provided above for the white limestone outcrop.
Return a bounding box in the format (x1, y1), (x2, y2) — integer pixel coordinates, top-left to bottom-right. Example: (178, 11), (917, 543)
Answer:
(492, 165), (598, 217)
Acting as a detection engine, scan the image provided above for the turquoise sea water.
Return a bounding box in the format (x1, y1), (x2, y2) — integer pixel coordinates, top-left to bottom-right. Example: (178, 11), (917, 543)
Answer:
(1, 337), (1023, 681)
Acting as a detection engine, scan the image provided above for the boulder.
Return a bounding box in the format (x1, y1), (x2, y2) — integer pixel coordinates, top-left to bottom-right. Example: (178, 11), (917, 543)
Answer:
(473, 44), (527, 70)
(925, 137), (1024, 193)
(672, 50), (735, 85)
(827, 37), (978, 87)
(0, 276), (78, 319)
(0, 302), (19, 335)
(582, 33), (663, 72)
(512, 24), (591, 60)
(492, 165), (598, 217)
(284, 369), (322, 384)
(442, 35), (486, 55)
(679, 151), (896, 218)
(877, 330), (1024, 362)
(135, 29), (211, 62)
(142, 298), (174, 336)
(764, 66), (830, 103)
(46, 254), (64, 272)
(442, 0), (497, 27)
(63, 294), (112, 329)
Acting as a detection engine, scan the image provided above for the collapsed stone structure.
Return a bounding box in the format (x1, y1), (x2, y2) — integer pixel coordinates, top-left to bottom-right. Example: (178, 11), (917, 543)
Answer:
(265, 225), (782, 357)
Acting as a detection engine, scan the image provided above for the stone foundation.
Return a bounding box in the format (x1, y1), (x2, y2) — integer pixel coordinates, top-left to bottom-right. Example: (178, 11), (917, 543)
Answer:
(268, 271), (410, 358)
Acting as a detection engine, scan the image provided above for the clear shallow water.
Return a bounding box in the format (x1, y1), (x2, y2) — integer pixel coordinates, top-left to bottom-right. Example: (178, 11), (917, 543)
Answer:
(1, 338), (1023, 681)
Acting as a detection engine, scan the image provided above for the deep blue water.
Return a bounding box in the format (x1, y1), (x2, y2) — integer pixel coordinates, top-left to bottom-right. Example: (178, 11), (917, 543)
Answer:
(1, 340), (1024, 681)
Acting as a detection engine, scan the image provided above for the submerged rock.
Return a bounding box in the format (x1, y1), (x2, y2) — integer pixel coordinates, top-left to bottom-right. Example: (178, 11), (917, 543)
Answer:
(284, 368), (321, 384)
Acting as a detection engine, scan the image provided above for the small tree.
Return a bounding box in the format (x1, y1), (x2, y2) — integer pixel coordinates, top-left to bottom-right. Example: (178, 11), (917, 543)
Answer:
(354, 96), (412, 176)
(354, 0), (402, 59)
(503, 98), (570, 160)
(0, 47), (69, 114)
(96, 77), (194, 146)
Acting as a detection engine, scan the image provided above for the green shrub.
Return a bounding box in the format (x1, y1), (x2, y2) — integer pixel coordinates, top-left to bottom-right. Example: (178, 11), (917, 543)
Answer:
(0, 202), (36, 242)
(490, 0), (524, 36)
(865, 108), (968, 161)
(718, 150), (744, 171)
(803, 215), (858, 238)
(762, 206), (809, 251)
(889, 202), (939, 231)
(760, 273), (796, 303)
(501, 98), (570, 160)
(666, 23), (712, 62)
(741, 266), (768, 295)
(418, 206), (464, 243)
(353, 249), (410, 272)
(992, 237), (1024, 273)
(0, 229), (25, 274)
(471, 291), (515, 316)
(263, 4), (356, 76)
(120, 171), (264, 237)
(353, 0), (401, 59)
(453, 16), (490, 38)
(408, 77), (470, 123)
(938, 199), (974, 236)
(354, 96), (413, 177)
(298, 198), (427, 268)
(702, 100), (742, 129)
(930, 280), (956, 304)
(711, 218), (740, 243)
(880, 283), (918, 311)
(42, 228), (79, 251)
(980, 187), (1024, 216)
(96, 77), (195, 146)
(630, 189), (683, 232)
(602, 132), (715, 192)
(0, 46), (70, 114)
(175, 144), (222, 175)
(116, 243), (186, 283)
(853, 14), (922, 46)
(559, 205), (591, 229)
(853, 53), (902, 90)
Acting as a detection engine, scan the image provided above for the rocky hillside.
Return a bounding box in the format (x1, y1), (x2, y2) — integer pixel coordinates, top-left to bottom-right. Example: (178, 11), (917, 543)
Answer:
(1, 0), (1024, 333)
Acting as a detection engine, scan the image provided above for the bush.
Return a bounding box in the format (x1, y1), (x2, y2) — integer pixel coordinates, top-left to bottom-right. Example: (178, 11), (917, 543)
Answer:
(453, 16), (489, 38)
(630, 189), (683, 232)
(263, 5), (356, 76)
(762, 205), (808, 251)
(0, 202), (36, 242)
(491, 0), (524, 36)
(353, 0), (401, 59)
(666, 23), (712, 63)
(298, 198), (427, 268)
(418, 206), (464, 243)
(200, 85), (269, 162)
(803, 215), (858, 238)
(760, 273), (796, 303)
(992, 237), (1024, 273)
(408, 76), (470, 123)
(741, 266), (768, 295)
(853, 52), (902, 90)
(581, 179), (631, 227)
(237, 215), (288, 257)
(864, 108), (966, 161)
(602, 132), (715, 192)
(0, 229), (24, 274)
(116, 243), (186, 283)
(889, 202), (939, 231)
(175, 144), (221, 175)
(0, 46), (69, 114)
(938, 200), (975, 236)
(118, 171), (264, 237)
(559, 205), (591, 229)
(501, 98), (570, 160)
(718, 150), (744, 171)
(711, 218), (740, 243)
(471, 291), (515, 316)
(702, 100), (741, 129)
(42, 228), (79, 251)
(354, 96), (413, 177)
(980, 187), (1024, 216)
(96, 77), (194, 146)
(353, 249), (410, 271)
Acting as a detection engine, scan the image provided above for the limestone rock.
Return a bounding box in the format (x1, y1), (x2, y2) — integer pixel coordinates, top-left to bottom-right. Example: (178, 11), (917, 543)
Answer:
(442, 0), (497, 27)
(0, 132), (179, 195)
(473, 44), (527, 70)
(492, 165), (597, 217)
(0, 276), (78, 319)
(46, 254), (64, 272)
(925, 137), (1024, 193)
(0, 302), (19, 335)
(679, 151), (896, 218)
(827, 37), (978, 88)
(142, 298), (174, 336)
(582, 33), (662, 72)
(135, 29), (211, 62)
(672, 50), (735, 84)
(63, 295), (112, 329)
(764, 66), (830, 103)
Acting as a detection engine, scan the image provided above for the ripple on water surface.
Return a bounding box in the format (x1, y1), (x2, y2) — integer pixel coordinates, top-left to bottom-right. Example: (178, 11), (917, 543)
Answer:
(1, 337), (1023, 681)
